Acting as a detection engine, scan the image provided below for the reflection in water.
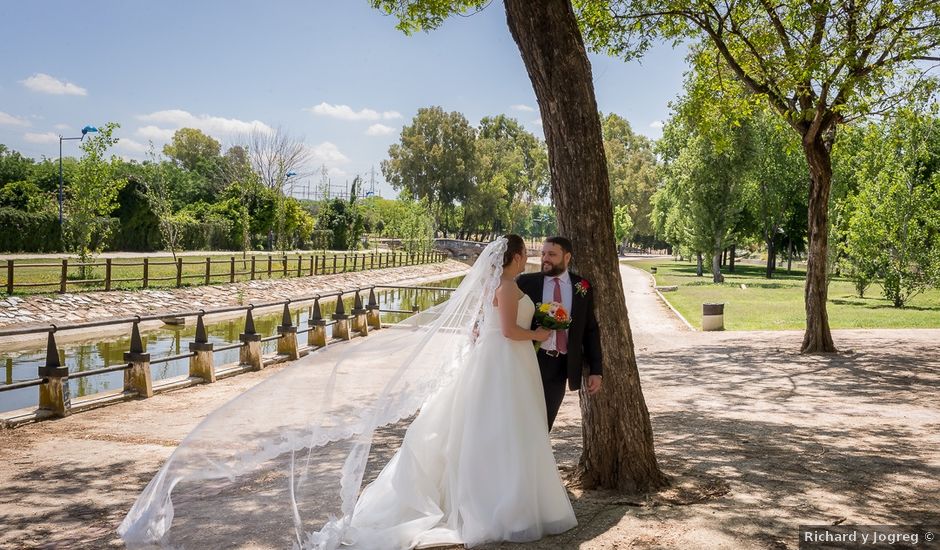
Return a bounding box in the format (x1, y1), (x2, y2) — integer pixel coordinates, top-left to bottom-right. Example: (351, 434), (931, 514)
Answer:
(0, 277), (464, 414)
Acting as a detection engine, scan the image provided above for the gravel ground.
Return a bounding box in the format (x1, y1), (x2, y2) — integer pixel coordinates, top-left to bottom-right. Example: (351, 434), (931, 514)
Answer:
(0, 263), (937, 549)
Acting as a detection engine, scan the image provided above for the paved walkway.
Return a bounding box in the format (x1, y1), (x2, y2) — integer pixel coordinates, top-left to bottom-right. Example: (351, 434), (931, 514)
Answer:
(0, 264), (937, 549)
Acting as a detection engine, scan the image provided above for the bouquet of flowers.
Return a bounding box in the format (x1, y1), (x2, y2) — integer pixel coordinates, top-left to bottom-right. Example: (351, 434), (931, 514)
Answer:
(534, 301), (571, 350)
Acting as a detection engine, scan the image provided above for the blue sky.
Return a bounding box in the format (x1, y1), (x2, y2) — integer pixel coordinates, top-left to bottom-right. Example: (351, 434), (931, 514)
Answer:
(0, 1), (689, 198)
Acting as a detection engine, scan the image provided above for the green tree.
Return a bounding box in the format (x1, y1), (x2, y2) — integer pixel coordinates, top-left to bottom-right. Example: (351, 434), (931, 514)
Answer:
(655, 72), (755, 283)
(63, 122), (127, 272)
(746, 111), (809, 279)
(476, 114), (550, 234)
(601, 113), (658, 240)
(843, 107), (940, 307)
(141, 151), (187, 260)
(613, 203), (634, 252)
(0, 145), (34, 186)
(577, 0), (940, 352)
(317, 198), (364, 250)
(382, 106), (477, 236)
(163, 128), (222, 173)
(381, 196), (436, 253)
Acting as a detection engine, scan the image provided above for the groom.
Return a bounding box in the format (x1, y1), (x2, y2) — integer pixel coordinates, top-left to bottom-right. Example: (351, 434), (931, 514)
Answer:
(517, 236), (603, 430)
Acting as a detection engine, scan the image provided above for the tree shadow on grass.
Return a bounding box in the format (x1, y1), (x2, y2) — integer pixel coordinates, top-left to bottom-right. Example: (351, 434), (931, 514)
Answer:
(830, 298), (940, 312)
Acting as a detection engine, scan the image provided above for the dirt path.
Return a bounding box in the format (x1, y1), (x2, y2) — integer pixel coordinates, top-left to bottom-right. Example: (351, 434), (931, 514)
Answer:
(0, 264), (938, 549)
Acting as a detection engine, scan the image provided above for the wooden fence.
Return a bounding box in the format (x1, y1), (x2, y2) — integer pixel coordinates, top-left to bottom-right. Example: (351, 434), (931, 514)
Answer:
(4, 250), (448, 295)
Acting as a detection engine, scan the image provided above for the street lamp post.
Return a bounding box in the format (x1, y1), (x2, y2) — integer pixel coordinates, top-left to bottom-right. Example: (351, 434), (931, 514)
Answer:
(58, 125), (98, 225)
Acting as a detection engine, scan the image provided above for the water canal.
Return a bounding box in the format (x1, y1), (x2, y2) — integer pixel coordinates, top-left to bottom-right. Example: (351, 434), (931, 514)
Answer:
(0, 278), (463, 414)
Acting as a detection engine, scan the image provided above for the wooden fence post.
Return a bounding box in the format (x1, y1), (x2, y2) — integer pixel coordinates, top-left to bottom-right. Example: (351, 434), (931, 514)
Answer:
(267, 255), (273, 278)
(332, 255), (337, 274)
(250, 256), (256, 280)
(230, 256), (236, 283)
(6, 260), (13, 294)
(297, 256), (303, 277)
(342, 254), (348, 273)
(309, 255), (315, 276)
(204, 257), (211, 285)
(282, 256), (288, 277)
(105, 259), (112, 291)
(142, 258), (149, 289)
(60, 259), (68, 294)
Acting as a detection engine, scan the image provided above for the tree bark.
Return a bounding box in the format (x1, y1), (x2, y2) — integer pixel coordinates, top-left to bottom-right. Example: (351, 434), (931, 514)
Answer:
(696, 252), (704, 277)
(800, 137), (837, 353)
(729, 244), (736, 273)
(712, 239), (724, 283)
(787, 238), (793, 273)
(505, 0), (668, 493)
(765, 236), (774, 279)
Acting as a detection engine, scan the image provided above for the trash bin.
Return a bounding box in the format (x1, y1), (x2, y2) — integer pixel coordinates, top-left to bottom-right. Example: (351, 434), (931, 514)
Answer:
(702, 303), (724, 331)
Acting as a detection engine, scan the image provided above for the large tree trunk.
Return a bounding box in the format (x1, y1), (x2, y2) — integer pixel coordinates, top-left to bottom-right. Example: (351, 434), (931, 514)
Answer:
(696, 252), (704, 277)
(729, 244), (736, 273)
(505, 0), (668, 493)
(801, 137), (837, 353)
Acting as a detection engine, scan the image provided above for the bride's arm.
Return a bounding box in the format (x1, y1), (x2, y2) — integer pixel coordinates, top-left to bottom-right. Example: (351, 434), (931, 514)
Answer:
(495, 284), (551, 342)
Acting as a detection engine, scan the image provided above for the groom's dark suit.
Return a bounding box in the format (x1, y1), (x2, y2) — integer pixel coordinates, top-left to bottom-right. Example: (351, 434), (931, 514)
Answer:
(517, 271), (602, 429)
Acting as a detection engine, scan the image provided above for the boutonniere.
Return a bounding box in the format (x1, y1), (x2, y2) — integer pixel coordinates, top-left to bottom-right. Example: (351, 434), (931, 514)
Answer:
(575, 279), (590, 297)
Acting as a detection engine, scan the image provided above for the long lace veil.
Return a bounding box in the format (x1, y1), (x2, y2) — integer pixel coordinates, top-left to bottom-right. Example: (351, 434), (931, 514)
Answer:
(118, 237), (509, 549)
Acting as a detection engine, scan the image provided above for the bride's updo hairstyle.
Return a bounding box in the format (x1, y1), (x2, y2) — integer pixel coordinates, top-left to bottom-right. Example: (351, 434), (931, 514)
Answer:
(501, 234), (526, 267)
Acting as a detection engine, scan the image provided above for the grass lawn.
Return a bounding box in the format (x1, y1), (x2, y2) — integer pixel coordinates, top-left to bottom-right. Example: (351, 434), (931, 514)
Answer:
(2, 250), (441, 296)
(624, 258), (940, 330)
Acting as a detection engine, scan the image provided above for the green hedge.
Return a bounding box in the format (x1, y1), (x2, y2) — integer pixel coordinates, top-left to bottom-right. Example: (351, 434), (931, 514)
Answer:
(0, 208), (61, 252)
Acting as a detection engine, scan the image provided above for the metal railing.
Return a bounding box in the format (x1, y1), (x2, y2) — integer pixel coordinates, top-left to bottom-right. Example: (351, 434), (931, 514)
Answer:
(3, 250), (449, 295)
(0, 283), (457, 424)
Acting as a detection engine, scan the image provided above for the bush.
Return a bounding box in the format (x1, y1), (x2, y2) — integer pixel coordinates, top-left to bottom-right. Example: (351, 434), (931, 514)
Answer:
(309, 229), (333, 250)
(0, 208), (61, 252)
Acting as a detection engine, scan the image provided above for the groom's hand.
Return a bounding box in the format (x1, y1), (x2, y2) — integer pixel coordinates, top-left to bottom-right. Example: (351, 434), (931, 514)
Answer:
(587, 375), (602, 395)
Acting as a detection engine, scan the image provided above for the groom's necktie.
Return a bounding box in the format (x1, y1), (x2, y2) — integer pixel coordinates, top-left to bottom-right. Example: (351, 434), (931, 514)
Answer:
(553, 277), (568, 354)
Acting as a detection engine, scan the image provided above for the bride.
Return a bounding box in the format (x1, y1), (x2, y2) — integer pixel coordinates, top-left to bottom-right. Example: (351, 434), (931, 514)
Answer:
(118, 235), (577, 549)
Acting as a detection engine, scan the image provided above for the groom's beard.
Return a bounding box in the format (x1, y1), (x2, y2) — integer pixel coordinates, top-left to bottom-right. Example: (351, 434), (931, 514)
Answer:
(542, 262), (566, 276)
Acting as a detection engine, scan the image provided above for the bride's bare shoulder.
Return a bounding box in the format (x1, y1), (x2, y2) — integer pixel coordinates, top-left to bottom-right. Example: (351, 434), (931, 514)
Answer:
(494, 280), (522, 306)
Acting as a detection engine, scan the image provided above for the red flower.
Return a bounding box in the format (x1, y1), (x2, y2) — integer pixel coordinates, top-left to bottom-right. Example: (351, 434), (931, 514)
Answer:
(575, 279), (590, 296)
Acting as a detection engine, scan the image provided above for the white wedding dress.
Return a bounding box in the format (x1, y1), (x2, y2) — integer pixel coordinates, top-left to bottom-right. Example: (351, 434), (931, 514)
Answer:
(118, 238), (573, 549)
(343, 293), (577, 549)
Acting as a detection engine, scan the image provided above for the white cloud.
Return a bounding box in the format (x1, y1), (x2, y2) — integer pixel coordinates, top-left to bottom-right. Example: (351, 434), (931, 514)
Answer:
(116, 138), (150, 154)
(366, 123), (395, 136)
(0, 112), (30, 127)
(328, 167), (348, 179)
(135, 125), (176, 141)
(24, 132), (59, 144)
(307, 141), (350, 165)
(511, 104), (535, 112)
(650, 120), (665, 129)
(20, 73), (87, 96)
(53, 123), (70, 130)
(136, 109), (273, 138)
(306, 102), (401, 121)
